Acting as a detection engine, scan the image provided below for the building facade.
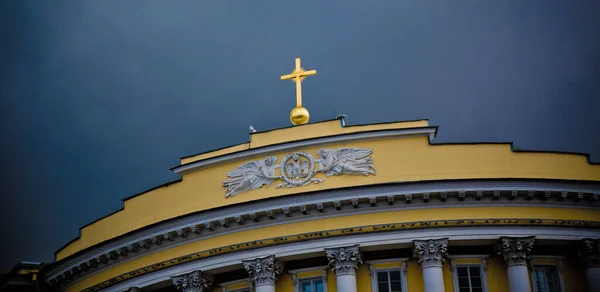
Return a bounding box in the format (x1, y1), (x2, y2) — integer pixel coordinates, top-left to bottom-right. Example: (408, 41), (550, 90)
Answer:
(20, 119), (600, 292)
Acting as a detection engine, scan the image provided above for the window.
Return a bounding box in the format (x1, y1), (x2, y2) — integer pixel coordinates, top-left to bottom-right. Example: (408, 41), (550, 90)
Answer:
(456, 266), (483, 292)
(375, 270), (403, 292)
(299, 278), (324, 292)
(450, 257), (488, 292)
(532, 266), (561, 292)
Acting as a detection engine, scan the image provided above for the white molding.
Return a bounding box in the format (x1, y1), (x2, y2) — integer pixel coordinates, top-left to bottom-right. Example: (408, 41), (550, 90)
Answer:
(365, 258), (409, 265)
(288, 266), (328, 274)
(91, 226), (600, 292)
(450, 258), (489, 292)
(173, 127), (437, 174)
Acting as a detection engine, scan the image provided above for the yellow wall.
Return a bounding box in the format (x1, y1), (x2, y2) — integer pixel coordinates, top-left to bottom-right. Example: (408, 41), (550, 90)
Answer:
(563, 257), (589, 292)
(407, 260), (424, 292)
(66, 206), (600, 292)
(58, 128), (600, 259)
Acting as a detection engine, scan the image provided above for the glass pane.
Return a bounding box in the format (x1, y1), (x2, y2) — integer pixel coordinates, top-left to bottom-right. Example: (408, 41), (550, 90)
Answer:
(378, 282), (390, 292)
(315, 281), (324, 292)
(472, 288), (483, 292)
(471, 277), (482, 287)
(457, 267), (468, 277)
(469, 266), (480, 276)
(460, 288), (471, 292)
(378, 271), (388, 282)
(389, 270), (401, 281)
(300, 280), (312, 292)
(390, 281), (401, 292)
(458, 277), (470, 288)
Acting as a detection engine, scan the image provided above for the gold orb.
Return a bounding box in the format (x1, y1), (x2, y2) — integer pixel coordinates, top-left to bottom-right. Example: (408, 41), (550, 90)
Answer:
(290, 106), (310, 125)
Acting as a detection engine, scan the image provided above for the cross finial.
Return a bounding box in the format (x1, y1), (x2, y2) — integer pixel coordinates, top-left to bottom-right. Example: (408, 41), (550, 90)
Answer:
(280, 57), (317, 125)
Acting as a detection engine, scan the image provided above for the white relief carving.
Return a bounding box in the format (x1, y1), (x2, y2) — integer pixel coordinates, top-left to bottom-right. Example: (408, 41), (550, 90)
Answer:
(222, 148), (375, 197)
(495, 236), (535, 267)
(325, 245), (363, 276)
(170, 270), (214, 292)
(242, 255), (284, 287)
(413, 238), (449, 268)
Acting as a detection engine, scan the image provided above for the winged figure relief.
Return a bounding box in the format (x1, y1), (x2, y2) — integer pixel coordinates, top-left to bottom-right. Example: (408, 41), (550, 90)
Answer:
(222, 156), (279, 198)
(316, 148), (376, 177)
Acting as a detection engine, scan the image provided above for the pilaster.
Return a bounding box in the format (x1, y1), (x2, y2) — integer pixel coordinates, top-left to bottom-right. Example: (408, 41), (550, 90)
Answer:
(580, 238), (600, 268)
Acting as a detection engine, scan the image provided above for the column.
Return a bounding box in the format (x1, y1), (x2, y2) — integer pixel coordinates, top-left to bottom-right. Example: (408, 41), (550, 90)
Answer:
(325, 245), (362, 292)
(243, 255), (284, 292)
(580, 238), (600, 292)
(170, 270), (214, 292)
(496, 236), (535, 292)
(413, 238), (448, 292)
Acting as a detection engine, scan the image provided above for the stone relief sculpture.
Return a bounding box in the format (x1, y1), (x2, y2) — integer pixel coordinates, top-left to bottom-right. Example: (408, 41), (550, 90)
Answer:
(223, 148), (375, 197)
(223, 156), (279, 198)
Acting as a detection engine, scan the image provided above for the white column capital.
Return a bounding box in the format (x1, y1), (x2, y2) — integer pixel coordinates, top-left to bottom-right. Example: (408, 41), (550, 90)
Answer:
(580, 238), (600, 268)
(242, 255), (284, 287)
(170, 270), (214, 292)
(496, 236), (535, 267)
(413, 238), (448, 269)
(325, 245), (363, 276)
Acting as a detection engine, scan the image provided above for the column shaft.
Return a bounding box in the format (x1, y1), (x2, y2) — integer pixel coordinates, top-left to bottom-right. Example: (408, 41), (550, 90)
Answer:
(422, 267), (444, 292)
(586, 267), (600, 292)
(335, 274), (357, 292)
(255, 286), (275, 292)
(507, 265), (530, 292)
(413, 238), (448, 292)
(325, 245), (362, 292)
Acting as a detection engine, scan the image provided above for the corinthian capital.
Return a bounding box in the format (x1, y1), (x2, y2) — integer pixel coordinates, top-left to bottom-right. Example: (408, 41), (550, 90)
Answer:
(579, 238), (600, 268)
(496, 236), (535, 267)
(170, 270), (214, 292)
(325, 245), (363, 276)
(242, 255), (284, 287)
(413, 238), (448, 268)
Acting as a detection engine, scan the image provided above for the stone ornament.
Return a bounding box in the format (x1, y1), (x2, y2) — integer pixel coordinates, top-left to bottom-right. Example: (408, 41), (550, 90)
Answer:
(325, 245), (363, 276)
(413, 238), (449, 268)
(223, 148), (376, 197)
(242, 255), (284, 287)
(495, 236), (535, 267)
(170, 270), (214, 292)
(579, 238), (600, 268)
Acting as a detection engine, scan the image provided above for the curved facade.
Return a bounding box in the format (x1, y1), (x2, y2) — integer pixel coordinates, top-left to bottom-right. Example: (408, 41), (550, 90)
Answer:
(42, 119), (600, 292)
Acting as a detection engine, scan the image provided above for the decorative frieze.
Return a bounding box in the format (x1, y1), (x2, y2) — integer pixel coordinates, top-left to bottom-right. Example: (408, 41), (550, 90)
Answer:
(222, 148), (376, 197)
(579, 238), (600, 268)
(242, 255), (284, 287)
(496, 236), (535, 266)
(325, 245), (363, 276)
(412, 238), (448, 268)
(170, 270), (214, 292)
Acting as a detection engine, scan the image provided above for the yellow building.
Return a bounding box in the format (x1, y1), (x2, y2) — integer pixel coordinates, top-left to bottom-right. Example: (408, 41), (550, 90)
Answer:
(20, 59), (600, 292)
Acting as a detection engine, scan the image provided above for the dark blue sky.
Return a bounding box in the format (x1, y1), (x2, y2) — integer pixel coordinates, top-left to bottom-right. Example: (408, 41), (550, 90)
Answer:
(1, 1), (599, 271)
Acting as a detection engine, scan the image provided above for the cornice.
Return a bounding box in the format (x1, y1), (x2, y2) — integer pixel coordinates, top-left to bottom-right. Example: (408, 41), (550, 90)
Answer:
(171, 127), (437, 175)
(45, 179), (600, 288)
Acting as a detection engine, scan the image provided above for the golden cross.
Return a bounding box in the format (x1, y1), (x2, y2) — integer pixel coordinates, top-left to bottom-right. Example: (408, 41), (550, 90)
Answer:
(280, 57), (317, 108)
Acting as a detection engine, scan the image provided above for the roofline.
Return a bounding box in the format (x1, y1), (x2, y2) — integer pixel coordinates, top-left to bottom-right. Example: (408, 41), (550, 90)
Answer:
(171, 126), (439, 174)
(53, 178), (183, 257)
(178, 117), (431, 160)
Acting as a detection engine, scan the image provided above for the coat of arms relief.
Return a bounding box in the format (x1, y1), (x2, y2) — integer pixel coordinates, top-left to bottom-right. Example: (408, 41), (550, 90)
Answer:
(222, 148), (376, 198)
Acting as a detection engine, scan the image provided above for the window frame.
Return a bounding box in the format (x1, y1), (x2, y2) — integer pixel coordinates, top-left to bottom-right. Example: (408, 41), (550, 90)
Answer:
(449, 255), (489, 292)
(367, 258), (408, 292)
(289, 266), (328, 292)
(530, 257), (566, 292)
(218, 279), (252, 292)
